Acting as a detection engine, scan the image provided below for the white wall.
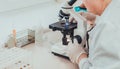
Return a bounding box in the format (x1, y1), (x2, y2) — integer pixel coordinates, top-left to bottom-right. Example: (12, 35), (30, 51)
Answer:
(0, 1), (60, 45)
(0, 0), (53, 12)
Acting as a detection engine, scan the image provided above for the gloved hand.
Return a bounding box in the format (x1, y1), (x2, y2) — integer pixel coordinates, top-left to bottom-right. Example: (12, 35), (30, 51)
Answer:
(69, 11), (96, 25)
(69, 10), (97, 31)
(80, 12), (96, 25)
(69, 16), (77, 23)
(67, 38), (87, 64)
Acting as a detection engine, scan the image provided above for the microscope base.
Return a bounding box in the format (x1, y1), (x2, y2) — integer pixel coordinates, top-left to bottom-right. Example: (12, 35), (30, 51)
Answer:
(52, 52), (69, 60)
(51, 43), (69, 59)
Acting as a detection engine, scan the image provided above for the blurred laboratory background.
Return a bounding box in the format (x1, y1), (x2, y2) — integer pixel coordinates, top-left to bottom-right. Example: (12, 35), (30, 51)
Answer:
(0, 0), (60, 44)
(0, 0), (81, 69)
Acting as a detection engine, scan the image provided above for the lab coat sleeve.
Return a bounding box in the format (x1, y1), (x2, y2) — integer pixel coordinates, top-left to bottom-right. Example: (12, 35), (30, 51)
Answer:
(78, 58), (91, 69)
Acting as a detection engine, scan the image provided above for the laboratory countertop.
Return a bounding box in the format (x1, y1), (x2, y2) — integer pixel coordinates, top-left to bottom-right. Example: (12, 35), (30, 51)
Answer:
(23, 43), (78, 69)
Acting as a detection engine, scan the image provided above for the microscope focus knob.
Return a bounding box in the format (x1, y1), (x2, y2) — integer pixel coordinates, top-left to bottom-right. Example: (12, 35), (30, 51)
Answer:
(74, 35), (82, 44)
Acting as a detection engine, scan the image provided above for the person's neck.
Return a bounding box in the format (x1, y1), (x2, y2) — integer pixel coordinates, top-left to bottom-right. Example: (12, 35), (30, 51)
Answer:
(100, 0), (112, 15)
(103, 0), (112, 10)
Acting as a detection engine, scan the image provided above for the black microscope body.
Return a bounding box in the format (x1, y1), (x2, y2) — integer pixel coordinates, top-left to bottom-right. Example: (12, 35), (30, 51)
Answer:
(49, 16), (82, 45)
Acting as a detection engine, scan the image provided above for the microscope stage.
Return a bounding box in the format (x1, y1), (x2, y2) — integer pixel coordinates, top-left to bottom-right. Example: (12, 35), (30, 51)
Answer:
(49, 20), (77, 31)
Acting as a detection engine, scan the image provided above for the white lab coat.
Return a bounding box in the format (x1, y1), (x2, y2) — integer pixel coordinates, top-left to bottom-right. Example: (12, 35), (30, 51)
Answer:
(79, 0), (120, 69)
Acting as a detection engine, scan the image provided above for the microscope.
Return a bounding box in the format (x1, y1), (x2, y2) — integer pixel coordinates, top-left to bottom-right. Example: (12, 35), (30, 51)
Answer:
(49, 0), (86, 59)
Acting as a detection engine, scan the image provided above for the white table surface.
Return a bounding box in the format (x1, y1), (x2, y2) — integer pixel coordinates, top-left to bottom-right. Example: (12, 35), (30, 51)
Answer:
(23, 43), (79, 69)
